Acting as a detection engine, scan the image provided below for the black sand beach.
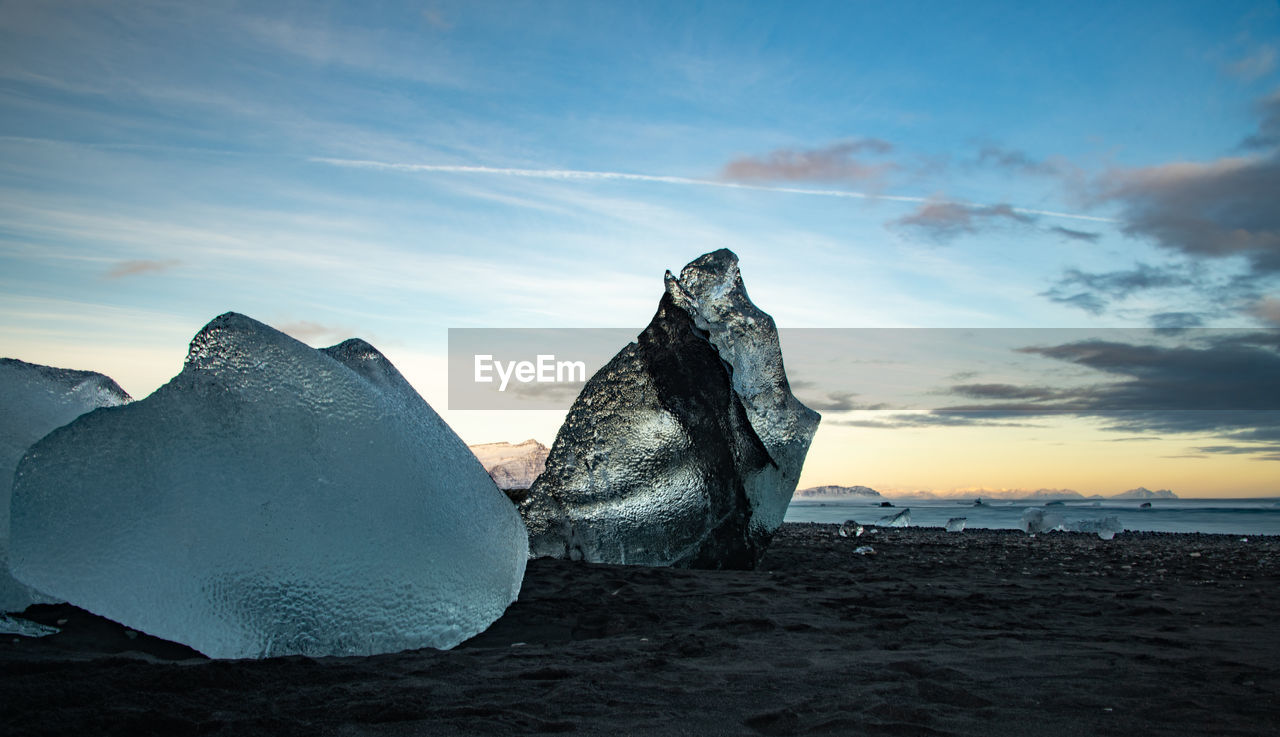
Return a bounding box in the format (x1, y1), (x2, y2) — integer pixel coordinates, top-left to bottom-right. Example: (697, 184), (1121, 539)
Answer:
(3, 524), (1278, 736)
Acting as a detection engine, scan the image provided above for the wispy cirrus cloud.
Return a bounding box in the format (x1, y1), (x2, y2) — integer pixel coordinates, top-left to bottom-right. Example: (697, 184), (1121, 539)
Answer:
(720, 139), (894, 185)
(889, 201), (1033, 242)
(313, 157), (1113, 223)
(1048, 225), (1100, 242)
(105, 259), (181, 279)
(974, 144), (1068, 177)
(1226, 44), (1277, 80)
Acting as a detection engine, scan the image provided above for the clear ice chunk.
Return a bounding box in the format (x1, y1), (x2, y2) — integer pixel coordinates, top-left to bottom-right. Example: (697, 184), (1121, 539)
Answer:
(1021, 508), (1064, 534)
(945, 517), (967, 532)
(877, 509), (911, 527)
(1070, 516), (1123, 540)
(665, 250), (822, 535)
(838, 520), (864, 538)
(522, 251), (819, 569)
(853, 546), (875, 555)
(0, 358), (130, 612)
(0, 613), (59, 638)
(9, 314), (528, 658)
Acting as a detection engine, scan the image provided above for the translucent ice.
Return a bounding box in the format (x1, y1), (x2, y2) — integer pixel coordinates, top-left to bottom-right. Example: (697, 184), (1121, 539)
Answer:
(522, 250), (819, 569)
(838, 520), (864, 538)
(0, 613), (59, 638)
(853, 546), (875, 555)
(0, 358), (130, 612)
(945, 517), (967, 532)
(9, 314), (527, 658)
(1021, 508), (1064, 534)
(1070, 516), (1123, 540)
(877, 509), (911, 527)
(665, 250), (822, 534)
(0, 614), (59, 637)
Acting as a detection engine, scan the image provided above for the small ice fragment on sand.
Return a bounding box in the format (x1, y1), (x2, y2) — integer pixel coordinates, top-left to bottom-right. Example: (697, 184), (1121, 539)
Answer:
(0, 613), (58, 638)
(838, 520), (863, 537)
(877, 509), (911, 527)
(945, 517), (967, 532)
(853, 546), (875, 555)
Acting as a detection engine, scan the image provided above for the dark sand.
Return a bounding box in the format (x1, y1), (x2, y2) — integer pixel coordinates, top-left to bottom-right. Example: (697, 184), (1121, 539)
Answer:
(3, 524), (1278, 736)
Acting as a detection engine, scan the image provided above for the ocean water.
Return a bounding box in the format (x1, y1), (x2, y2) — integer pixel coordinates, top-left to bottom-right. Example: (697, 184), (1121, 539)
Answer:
(785, 497), (1280, 536)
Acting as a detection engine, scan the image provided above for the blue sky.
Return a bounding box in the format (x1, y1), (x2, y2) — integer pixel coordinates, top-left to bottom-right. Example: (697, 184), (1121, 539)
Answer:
(2, 1), (1278, 495)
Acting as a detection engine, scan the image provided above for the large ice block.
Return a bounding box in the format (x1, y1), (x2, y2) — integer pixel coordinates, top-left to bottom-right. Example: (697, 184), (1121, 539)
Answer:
(0, 358), (130, 612)
(9, 314), (527, 658)
(522, 250), (819, 569)
(666, 250), (821, 534)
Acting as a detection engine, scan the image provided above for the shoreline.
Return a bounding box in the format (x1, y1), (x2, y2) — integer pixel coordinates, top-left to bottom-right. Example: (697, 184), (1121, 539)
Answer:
(4, 524), (1278, 735)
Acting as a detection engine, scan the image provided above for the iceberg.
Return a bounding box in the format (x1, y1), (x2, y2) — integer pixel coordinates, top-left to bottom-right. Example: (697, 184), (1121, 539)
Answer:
(521, 250), (820, 569)
(877, 509), (911, 527)
(944, 517), (967, 532)
(0, 358), (131, 612)
(9, 314), (527, 658)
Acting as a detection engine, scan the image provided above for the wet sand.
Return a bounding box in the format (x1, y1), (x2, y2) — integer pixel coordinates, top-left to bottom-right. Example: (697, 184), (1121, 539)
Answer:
(3, 524), (1278, 736)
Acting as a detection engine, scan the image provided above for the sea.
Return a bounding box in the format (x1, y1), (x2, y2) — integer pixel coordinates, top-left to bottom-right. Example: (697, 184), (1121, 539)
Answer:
(785, 497), (1280, 536)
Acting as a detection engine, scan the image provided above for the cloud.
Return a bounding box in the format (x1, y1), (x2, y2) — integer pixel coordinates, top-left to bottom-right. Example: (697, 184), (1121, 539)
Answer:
(890, 201), (1033, 242)
(422, 6), (454, 31)
(720, 139), (895, 184)
(947, 383), (1065, 401)
(1241, 89), (1280, 151)
(105, 259), (180, 279)
(1048, 225), (1100, 242)
(1227, 45), (1277, 80)
(276, 320), (360, 345)
(860, 335), (1280, 459)
(314, 157), (1113, 223)
(828, 413), (1037, 429)
(1250, 296), (1280, 326)
(796, 390), (893, 411)
(1042, 291), (1107, 314)
(1093, 153), (1280, 275)
(1045, 263), (1193, 304)
(1149, 311), (1204, 333)
(1010, 337), (1280, 411)
(975, 145), (1064, 177)
(1195, 444), (1280, 460)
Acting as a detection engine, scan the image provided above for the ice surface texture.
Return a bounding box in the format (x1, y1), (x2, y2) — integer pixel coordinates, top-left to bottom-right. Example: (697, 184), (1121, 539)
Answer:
(522, 250), (820, 569)
(0, 358), (130, 612)
(9, 314), (527, 658)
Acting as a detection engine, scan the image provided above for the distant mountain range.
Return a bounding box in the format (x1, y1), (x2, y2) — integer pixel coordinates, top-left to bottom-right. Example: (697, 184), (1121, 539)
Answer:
(794, 485), (882, 498)
(812, 486), (1179, 501)
(1111, 487), (1178, 500)
(469, 439), (549, 490)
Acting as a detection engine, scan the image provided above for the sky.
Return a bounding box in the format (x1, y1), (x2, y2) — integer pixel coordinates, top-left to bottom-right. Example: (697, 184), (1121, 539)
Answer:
(1, 0), (1278, 497)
